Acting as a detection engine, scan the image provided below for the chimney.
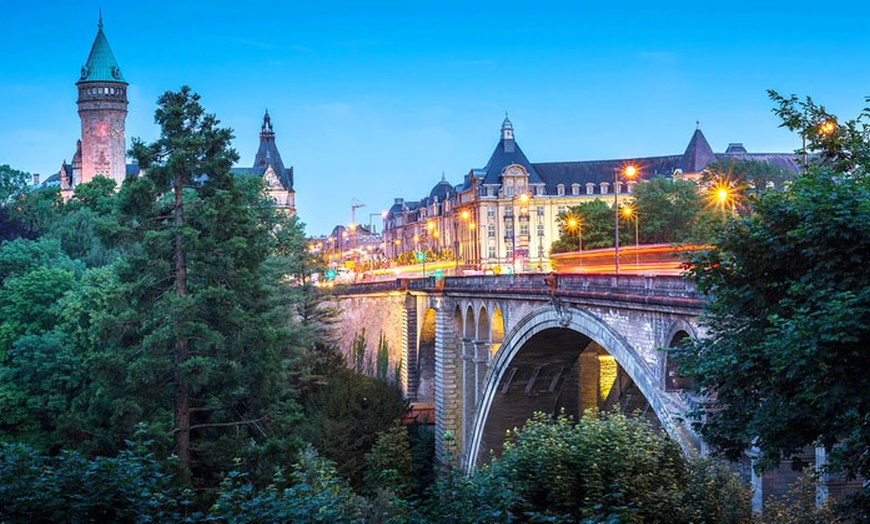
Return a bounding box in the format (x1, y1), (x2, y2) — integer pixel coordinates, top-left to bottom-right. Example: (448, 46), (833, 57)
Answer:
(32, 173), (40, 186)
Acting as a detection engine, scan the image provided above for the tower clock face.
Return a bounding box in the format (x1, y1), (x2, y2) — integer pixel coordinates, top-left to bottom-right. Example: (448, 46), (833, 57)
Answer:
(95, 122), (109, 139)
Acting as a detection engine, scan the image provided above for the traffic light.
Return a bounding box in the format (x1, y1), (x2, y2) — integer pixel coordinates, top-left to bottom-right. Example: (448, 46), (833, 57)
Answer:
(325, 269), (336, 280)
(434, 269), (443, 279)
(416, 252), (425, 263)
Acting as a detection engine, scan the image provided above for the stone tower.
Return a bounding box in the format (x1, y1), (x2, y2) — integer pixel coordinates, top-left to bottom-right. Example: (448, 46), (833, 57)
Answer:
(76, 14), (128, 187)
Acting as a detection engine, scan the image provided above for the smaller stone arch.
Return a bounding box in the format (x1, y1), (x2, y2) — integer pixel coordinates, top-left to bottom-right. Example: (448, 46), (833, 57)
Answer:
(490, 307), (505, 357)
(464, 304), (475, 339)
(663, 320), (696, 392)
(477, 305), (491, 342)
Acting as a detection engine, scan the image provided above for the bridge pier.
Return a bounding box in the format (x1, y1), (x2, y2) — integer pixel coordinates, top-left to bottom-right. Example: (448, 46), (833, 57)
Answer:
(434, 302), (463, 464)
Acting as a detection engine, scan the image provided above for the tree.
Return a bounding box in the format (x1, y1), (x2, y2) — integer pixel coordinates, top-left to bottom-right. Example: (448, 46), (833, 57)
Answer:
(632, 176), (717, 244)
(297, 368), (407, 488)
(112, 86), (305, 485)
(703, 158), (793, 196)
(0, 164), (30, 205)
(675, 96), (870, 510)
(426, 411), (751, 523)
(550, 198), (615, 254)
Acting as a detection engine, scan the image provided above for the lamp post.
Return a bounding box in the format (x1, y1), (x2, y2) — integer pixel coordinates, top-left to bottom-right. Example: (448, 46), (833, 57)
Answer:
(621, 205), (639, 269)
(567, 216), (583, 270)
(614, 166), (637, 276)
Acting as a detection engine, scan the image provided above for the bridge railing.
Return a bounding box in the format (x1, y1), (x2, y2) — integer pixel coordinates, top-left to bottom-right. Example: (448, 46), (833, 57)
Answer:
(334, 273), (700, 301)
(442, 273), (698, 298)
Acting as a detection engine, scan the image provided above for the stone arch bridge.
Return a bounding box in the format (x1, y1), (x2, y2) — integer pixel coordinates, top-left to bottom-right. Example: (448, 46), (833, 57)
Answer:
(331, 273), (703, 470)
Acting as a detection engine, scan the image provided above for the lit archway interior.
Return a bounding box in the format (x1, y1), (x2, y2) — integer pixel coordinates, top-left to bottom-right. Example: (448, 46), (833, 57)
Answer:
(490, 308), (505, 356)
(416, 308), (436, 402)
(476, 326), (657, 465)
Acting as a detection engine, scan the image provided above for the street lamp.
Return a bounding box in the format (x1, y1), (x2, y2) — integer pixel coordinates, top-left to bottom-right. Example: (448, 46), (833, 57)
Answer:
(621, 205), (639, 269)
(614, 165), (637, 276)
(567, 216), (583, 270)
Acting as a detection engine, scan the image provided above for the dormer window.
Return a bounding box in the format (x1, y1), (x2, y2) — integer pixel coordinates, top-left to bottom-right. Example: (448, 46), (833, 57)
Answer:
(557, 184), (565, 196)
(571, 183), (580, 195)
(600, 182), (609, 194)
(586, 183), (595, 195)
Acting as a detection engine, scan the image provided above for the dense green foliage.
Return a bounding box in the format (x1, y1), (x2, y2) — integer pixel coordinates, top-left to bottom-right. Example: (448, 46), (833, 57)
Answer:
(550, 178), (716, 254)
(631, 176), (715, 244)
(0, 164), (30, 204)
(550, 198), (615, 254)
(675, 94), (870, 515)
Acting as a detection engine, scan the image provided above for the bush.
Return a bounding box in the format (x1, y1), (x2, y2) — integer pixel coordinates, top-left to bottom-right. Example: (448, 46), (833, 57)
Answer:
(0, 437), (189, 522)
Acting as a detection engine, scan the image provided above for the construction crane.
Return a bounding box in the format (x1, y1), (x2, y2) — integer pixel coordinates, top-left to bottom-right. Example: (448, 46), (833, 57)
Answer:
(350, 199), (366, 229)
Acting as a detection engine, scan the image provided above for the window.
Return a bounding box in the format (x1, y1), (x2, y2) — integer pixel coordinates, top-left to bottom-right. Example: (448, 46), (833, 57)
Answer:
(537, 224), (545, 237)
(487, 206), (495, 218)
(488, 246), (496, 259)
(520, 224), (529, 236)
(557, 206), (566, 215)
(586, 183), (595, 195)
(571, 184), (580, 195)
(600, 182), (609, 194)
(615, 181), (622, 194)
(488, 224), (495, 238)
(536, 186), (544, 196)
(505, 225), (514, 237)
(536, 206), (544, 217)
(557, 184), (565, 196)
(505, 186), (514, 197)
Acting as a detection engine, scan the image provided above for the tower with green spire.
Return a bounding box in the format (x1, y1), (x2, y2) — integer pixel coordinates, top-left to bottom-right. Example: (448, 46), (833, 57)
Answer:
(74, 13), (128, 190)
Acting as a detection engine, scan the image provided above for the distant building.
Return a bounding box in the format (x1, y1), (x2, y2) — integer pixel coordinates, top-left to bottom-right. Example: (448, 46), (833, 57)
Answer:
(56, 14), (130, 199)
(383, 116), (800, 272)
(231, 111), (295, 214)
(42, 16), (295, 215)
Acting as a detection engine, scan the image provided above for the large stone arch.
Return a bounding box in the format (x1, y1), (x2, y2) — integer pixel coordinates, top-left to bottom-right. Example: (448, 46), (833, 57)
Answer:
(465, 305), (690, 471)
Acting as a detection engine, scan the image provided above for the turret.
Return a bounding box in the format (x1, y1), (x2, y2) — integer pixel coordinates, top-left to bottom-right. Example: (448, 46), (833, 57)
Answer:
(76, 13), (128, 188)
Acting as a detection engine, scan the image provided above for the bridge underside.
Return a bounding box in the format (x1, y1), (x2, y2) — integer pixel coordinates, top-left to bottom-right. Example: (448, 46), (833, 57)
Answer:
(476, 327), (656, 465)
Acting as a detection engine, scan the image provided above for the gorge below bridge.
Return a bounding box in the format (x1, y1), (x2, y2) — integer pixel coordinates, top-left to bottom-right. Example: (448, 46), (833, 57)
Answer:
(330, 273), (704, 470)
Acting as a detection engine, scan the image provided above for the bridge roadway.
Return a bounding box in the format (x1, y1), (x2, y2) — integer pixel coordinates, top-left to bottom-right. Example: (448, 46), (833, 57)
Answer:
(331, 272), (705, 470)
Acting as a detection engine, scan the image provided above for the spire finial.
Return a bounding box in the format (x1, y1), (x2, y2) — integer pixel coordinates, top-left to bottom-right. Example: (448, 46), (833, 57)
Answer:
(98, 9), (103, 31)
(441, 171), (446, 182)
(696, 120), (700, 130)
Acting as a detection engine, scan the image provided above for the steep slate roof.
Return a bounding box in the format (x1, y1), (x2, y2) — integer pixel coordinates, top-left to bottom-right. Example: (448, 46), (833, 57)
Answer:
(78, 15), (126, 84)
(251, 111), (293, 191)
(522, 127), (799, 192)
(533, 155), (683, 193)
(679, 128), (718, 173)
(428, 174), (455, 202)
(479, 117), (544, 186)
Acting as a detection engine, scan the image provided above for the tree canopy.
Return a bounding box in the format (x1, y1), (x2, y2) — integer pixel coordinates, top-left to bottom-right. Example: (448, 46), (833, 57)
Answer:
(675, 94), (870, 513)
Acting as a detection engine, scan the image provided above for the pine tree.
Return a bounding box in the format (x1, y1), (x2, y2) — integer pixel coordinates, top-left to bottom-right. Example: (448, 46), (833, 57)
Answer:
(116, 87), (304, 484)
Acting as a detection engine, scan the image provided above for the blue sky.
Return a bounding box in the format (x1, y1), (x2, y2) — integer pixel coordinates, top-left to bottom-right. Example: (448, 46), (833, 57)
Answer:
(1, 1), (868, 235)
